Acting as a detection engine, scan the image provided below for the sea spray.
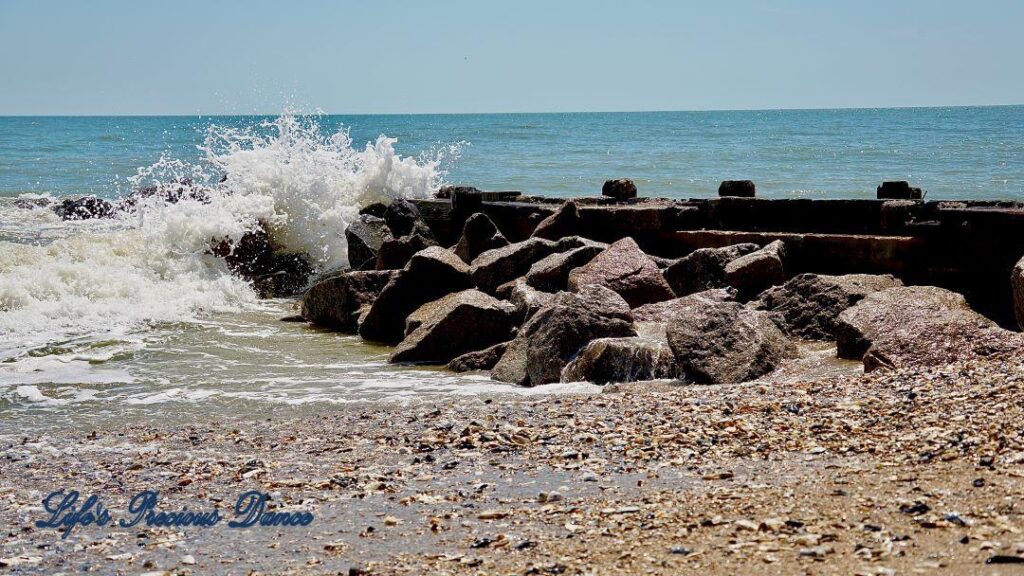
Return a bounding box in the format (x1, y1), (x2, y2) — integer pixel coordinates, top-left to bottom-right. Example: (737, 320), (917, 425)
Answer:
(0, 113), (460, 375)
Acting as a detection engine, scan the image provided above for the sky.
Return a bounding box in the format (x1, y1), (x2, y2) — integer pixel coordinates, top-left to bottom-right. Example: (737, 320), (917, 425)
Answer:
(1, 0), (1022, 115)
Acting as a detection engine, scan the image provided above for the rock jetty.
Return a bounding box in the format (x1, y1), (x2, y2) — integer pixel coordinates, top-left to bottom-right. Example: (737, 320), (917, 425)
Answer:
(296, 181), (1024, 386)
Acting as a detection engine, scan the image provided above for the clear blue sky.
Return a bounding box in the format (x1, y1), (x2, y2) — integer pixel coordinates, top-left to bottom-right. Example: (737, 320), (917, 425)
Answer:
(1, 0), (1022, 115)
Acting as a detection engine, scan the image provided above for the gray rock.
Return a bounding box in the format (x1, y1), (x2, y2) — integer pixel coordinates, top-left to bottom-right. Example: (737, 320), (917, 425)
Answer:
(525, 244), (605, 292)
(666, 294), (797, 384)
(375, 233), (438, 270)
(552, 284), (632, 321)
(753, 273), (903, 340)
(358, 247), (473, 344)
(561, 337), (678, 384)
(447, 342), (510, 372)
(663, 243), (759, 297)
(632, 288), (736, 322)
(470, 238), (559, 294)
(506, 278), (555, 323)
(383, 198), (434, 239)
(453, 213), (509, 263)
(835, 285), (1024, 371)
(724, 240), (787, 300)
(346, 214), (392, 270)
(301, 270), (396, 332)
(491, 296), (637, 386)
(567, 237), (674, 307)
(531, 201), (581, 240)
(391, 290), (516, 364)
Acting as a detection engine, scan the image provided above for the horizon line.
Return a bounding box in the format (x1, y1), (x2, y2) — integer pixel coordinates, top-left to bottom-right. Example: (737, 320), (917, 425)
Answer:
(1, 102), (1023, 118)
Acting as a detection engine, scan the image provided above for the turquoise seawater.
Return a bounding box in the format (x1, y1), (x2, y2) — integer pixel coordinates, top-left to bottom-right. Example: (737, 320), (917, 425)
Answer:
(2, 106), (1023, 200)
(0, 106), (1019, 424)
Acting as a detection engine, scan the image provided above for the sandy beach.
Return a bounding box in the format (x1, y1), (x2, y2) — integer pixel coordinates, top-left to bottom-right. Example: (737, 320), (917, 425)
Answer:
(4, 356), (1023, 575)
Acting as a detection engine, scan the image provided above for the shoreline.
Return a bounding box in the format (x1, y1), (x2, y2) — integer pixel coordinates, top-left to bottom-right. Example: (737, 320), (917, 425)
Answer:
(4, 357), (1024, 574)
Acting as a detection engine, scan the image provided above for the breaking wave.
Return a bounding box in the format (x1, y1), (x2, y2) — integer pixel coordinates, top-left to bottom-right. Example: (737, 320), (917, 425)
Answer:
(0, 112), (461, 370)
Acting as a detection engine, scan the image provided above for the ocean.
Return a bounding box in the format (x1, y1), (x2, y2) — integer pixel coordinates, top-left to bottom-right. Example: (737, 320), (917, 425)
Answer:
(1, 107), (1022, 426)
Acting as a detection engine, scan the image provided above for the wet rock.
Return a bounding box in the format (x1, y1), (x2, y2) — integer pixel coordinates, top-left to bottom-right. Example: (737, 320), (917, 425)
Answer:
(391, 290), (516, 364)
(447, 341), (510, 372)
(663, 243), (759, 297)
(11, 197), (52, 209)
(552, 284), (632, 321)
(453, 213), (509, 263)
(602, 179), (637, 201)
(492, 295), (636, 386)
(724, 240), (787, 300)
(632, 288), (736, 322)
(754, 273), (903, 340)
(568, 237), (674, 307)
(531, 201), (581, 240)
(505, 278), (555, 322)
(718, 180), (756, 198)
(52, 196), (116, 220)
(375, 233), (438, 270)
(1013, 255), (1024, 331)
(251, 252), (314, 298)
(561, 337), (678, 384)
(384, 198), (434, 239)
(666, 294), (797, 383)
(835, 285), (1024, 371)
(359, 202), (388, 218)
(359, 247), (473, 344)
(525, 243), (605, 292)
(117, 180), (212, 211)
(301, 270), (396, 332)
(211, 222), (314, 298)
(470, 238), (560, 294)
(346, 214), (392, 270)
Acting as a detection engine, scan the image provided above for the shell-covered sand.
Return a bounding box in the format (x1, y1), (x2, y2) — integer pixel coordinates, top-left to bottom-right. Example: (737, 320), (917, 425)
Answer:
(3, 357), (1024, 575)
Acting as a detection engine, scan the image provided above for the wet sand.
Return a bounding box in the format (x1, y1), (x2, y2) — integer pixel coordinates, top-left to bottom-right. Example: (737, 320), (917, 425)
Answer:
(3, 357), (1024, 575)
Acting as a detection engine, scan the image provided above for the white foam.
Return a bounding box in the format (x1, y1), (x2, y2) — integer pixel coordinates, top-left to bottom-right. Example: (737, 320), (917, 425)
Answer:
(0, 113), (456, 377)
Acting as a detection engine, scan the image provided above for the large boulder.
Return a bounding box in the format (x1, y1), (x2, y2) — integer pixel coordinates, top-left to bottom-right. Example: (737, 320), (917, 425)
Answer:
(210, 222), (313, 298)
(53, 196), (116, 220)
(663, 243), (759, 297)
(561, 337), (677, 384)
(453, 213), (509, 263)
(505, 278), (555, 323)
(724, 240), (787, 300)
(552, 284), (632, 321)
(384, 198), (434, 239)
(491, 296), (636, 386)
(666, 294), (797, 384)
(358, 247), (473, 344)
(602, 179), (637, 201)
(447, 341), (510, 372)
(390, 290), (516, 364)
(754, 273), (903, 340)
(1014, 255), (1024, 331)
(301, 270), (396, 332)
(375, 233), (437, 270)
(468, 236), (589, 293)
(525, 243), (605, 292)
(531, 201), (581, 240)
(346, 214), (392, 270)
(632, 288), (735, 322)
(567, 237), (674, 307)
(835, 285), (1024, 371)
